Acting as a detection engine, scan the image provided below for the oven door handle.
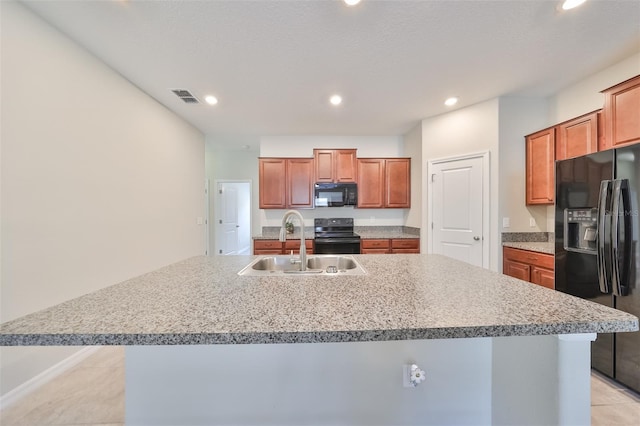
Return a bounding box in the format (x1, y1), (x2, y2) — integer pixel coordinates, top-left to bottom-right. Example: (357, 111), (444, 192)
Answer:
(315, 238), (361, 244)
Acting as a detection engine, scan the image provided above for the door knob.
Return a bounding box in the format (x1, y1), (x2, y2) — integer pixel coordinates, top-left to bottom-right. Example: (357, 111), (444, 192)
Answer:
(236, 225), (240, 228)
(473, 236), (480, 241)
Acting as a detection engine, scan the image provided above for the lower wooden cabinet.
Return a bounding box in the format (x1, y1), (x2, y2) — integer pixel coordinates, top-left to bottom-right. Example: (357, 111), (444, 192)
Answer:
(361, 238), (420, 254)
(254, 239), (314, 255)
(503, 247), (554, 289)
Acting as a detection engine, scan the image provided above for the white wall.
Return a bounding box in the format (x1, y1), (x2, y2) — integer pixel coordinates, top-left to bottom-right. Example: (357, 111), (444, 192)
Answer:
(421, 99), (501, 271)
(550, 52), (640, 123)
(1, 1), (205, 395)
(498, 97), (550, 233)
(205, 148), (261, 249)
(259, 136), (407, 228)
(403, 124), (422, 230)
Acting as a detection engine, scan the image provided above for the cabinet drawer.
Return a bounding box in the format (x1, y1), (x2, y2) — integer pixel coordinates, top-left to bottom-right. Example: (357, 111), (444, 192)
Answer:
(284, 239), (313, 253)
(361, 239), (390, 249)
(254, 240), (283, 250)
(391, 249), (420, 254)
(503, 247), (554, 270)
(361, 249), (390, 254)
(391, 239), (419, 249)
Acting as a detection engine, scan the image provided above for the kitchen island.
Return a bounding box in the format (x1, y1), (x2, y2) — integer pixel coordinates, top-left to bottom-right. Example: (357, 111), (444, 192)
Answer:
(1, 254), (637, 425)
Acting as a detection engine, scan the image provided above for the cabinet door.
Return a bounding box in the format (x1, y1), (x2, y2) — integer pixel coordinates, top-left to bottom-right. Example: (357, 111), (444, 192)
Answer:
(391, 239), (419, 251)
(526, 128), (555, 205)
(531, 267), (555, 289)
(259, 158), (287, 209)
(254, 240), (283, 255)
(603, 75), (640, 149)
(357, 159), (385, 208)
(284, 239), (314, 255)
(555, 111), (599, 160)
(287, 158), (314, 208)
(385, 159), (411, 208)
(503, 259), (531, 281)
(335, 149), (357, 182)
(314, 149), (334, 183)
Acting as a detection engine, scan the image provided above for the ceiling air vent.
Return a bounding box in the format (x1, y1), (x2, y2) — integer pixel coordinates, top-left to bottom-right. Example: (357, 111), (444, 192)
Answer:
(171, 89), (200, 104)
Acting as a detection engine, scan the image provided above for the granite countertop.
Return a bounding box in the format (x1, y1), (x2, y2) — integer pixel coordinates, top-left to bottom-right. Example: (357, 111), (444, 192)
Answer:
(503, 242), (555, 255)
(1, 255), (636, 346)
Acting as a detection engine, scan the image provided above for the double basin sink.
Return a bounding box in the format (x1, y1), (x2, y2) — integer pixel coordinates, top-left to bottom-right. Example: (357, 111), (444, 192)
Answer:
(238, 255), (366, 276)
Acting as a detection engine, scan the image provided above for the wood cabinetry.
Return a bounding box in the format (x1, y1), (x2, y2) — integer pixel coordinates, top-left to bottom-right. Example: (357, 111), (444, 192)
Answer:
(259, 158), (313, 209)
(254, 240), (284, 255)
(391, 238), (420, 254)
(555, 110), (599, 160)
(361, 239), (390, 254)
(503, 247), (554, 289)
(602, 75), (640, 150)
(361, 238), (420, 254)
(254, 239), (314, 255)
(284, 239), (314, 254)
(357, 158), (411, 208)
(314, 149), (357, 183)
(525, 128), (555, 205)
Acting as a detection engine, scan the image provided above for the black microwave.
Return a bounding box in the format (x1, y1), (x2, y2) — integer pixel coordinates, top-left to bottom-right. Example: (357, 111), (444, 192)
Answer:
(314, 183), (357, 207)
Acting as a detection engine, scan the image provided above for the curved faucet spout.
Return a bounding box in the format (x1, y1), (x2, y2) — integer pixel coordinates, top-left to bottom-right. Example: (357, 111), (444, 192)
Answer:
(279, 210), (307, 271)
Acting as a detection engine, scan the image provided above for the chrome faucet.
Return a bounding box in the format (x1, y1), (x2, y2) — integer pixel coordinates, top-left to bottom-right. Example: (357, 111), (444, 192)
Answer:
(279, 210), (306, 271)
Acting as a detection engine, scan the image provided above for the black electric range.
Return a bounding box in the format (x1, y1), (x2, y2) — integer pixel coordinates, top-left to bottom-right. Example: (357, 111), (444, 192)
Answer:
(313, 218), (361, 254)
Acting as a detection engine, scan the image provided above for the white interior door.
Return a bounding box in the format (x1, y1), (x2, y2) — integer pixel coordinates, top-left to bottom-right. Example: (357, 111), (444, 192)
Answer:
(430, 155), (486, 267)
(215, 181), (251, 255)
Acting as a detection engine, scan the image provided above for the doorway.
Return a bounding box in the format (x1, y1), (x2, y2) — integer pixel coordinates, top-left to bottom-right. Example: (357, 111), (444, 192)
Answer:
(428, 152), (489, 268)
(214, 180), (252, 255)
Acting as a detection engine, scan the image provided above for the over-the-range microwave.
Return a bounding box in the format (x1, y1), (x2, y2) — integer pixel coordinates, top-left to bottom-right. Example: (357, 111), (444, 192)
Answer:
(314, 183), (357, 207)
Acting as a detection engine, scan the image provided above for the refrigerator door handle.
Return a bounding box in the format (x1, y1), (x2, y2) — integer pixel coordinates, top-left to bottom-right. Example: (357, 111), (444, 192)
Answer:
(597, 180), (612, 293)
(611, 179), (631, 297)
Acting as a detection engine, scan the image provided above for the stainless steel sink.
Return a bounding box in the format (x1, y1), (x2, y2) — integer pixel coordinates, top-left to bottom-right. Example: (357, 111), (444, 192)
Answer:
(238, 255), (366, 276)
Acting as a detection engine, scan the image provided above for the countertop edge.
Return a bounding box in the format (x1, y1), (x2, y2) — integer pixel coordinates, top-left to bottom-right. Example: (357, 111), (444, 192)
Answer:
(502, 242), (555, 255)
(3, 320), (637, 346)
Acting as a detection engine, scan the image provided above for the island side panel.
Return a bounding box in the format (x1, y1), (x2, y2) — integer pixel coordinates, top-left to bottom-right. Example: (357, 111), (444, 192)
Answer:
(492, 333), (595, 426)
(125, 338), (492, 425)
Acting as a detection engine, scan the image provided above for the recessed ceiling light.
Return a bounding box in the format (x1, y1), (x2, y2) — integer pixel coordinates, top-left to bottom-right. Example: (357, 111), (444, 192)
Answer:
(204, 95), (218, 105)
(444, 97), (458, 107)
(344, 0), (362, 6)
(330, 95), (343, 106)
(562, 0), (587, 10)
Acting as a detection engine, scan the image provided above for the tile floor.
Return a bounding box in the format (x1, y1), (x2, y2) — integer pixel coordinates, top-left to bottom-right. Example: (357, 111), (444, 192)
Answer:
(1, 346), (639, 425)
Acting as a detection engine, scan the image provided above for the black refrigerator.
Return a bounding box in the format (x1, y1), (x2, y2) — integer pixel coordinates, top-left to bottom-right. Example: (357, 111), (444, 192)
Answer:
(555, 145), (640, 393)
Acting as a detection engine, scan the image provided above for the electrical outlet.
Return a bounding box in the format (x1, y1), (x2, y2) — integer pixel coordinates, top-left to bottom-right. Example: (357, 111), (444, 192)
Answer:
(529, 217), (536, 227)
(503, 217), (510, 228)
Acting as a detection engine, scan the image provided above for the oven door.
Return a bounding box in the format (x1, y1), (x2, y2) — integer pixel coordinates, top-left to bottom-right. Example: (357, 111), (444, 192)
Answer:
(314, 238), (361, 254)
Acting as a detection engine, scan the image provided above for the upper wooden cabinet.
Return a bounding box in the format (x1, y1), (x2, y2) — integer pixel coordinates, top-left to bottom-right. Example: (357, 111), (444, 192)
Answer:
(357, 158), (411, 208)
(602, 75), (640, 150)
(525, 128), (555, 205)
(314, 149), (357, 183)
(259, 158), (287, 209)
(287, 158), (314, 208)
(259, 158), (313, 209)
(385, 159), (411, 208)
(555, 110), (600, 161)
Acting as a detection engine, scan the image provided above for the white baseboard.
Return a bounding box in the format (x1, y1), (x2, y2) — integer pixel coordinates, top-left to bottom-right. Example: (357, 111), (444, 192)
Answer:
(0, 346), (101, 411)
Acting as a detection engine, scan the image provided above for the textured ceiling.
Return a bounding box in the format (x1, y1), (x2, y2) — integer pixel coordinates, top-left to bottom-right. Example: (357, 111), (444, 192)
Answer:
(19, 0), (640, 149)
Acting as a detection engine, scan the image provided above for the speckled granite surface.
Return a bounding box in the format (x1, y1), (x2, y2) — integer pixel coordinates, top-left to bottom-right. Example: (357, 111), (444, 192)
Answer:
(254, 227), (315, 240)
(503, 242), (555, 255)
(355, 226), (420, 239)
(1, 255), (636, 346)
(502, 232), (551, 243)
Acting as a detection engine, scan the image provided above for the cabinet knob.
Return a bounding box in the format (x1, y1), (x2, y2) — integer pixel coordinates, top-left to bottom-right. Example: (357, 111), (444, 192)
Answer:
(473, 236), (480, 241)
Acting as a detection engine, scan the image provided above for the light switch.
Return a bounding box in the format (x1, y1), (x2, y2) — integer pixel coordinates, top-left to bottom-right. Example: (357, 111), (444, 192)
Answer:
(502, 217), (510, 228)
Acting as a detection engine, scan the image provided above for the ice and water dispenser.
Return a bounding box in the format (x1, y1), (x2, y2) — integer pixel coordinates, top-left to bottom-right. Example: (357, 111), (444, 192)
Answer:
(564, 208), (597, 254)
